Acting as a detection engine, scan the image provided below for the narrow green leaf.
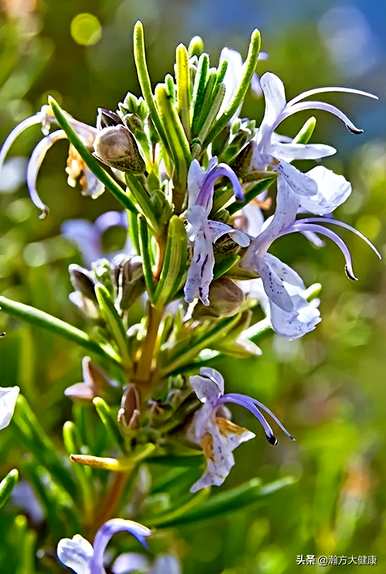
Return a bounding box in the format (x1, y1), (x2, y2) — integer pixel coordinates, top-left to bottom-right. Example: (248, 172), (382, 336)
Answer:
(14, 395), (77, 496)
(128, 209), (141, 254)
(0, 295), (121, 368)
(197, 83), (226, 143)
(161, 314), (240, 376)
(146, 489), (209, 527)
(124, 172), (159, 233)
(133, 21), (171, 154)
(155, 84), (191, 167)
(48, 96), (137, 213)
(153, 216), (188, 307)
(95, 284), (131, 367)
(63, 421), (93, 520)
(93, 396), (125, 451)
(192, 69), (217, 135)
(191, 53), (209, 130)
(137, 215), (155, 301)
(204, 29), (261, 145)
(0, 468), (19, 509)
(14, 515), (36, 574)
(216, 58), (229, 84)
(153, 477), (295, 528)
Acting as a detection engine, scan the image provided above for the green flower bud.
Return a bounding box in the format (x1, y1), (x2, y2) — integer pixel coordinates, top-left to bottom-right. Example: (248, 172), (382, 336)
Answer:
(193, 277), (244, 320)
(93, 125), (145, 173)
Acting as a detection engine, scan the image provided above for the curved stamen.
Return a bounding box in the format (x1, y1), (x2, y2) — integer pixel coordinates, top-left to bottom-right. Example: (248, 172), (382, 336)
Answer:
(218, 394), (278, 445)
(196, 163), (243, 209)
(0, 114), (43, 172)
(288, 86), (378, 107)
(287, 223), (357, 280)
(299, 217), (382, 260)
(225, 393), (295, 440)
(27, 130), (67, 218)
(275, 101), (363, 134)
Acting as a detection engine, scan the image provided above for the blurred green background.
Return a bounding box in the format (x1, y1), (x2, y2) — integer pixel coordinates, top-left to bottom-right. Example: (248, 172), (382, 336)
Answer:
(0, 1), (385, 572)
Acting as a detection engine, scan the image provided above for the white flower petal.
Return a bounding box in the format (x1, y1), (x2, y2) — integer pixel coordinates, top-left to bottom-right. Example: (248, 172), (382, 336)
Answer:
(57, 534), (93, 574)
(0, 386), (20, 431)
(187, 159), (205, 207)
(218, 48), (244, 118)
(190, 368), (224, 405)
(271, 142), (336, 162)
(298, 166), (352, 215)
(260, 73), (287, 127)
(258, 255), (295, 312)
(190, 417), (255, 492)
(151, 555), (181, 574)
(276, 161), (317, 197)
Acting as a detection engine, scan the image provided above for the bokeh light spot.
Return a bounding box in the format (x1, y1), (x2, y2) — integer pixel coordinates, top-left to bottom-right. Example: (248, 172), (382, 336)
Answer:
(70, 13), (102, 46)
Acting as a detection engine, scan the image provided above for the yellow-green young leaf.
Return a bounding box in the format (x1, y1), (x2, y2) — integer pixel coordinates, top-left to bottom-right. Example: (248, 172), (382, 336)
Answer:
(293, 116), (317, 144)
(154, 216), (188, 307)
(71, 443), (156, 471)
(14, 515), (37, 574)
(188, 35), (204, 58)
(176, 44), (191, 139)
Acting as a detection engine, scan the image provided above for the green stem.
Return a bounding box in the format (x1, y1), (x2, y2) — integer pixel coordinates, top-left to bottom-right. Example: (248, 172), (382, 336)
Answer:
(135, 304), (163, 385)
(0, 295), (121, 368)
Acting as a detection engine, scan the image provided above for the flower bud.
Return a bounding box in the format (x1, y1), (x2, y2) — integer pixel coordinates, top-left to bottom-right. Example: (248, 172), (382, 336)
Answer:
(93, 125), (145, 173)
(96, 107), (122, 129)
(113, 256), (145, 311)
(193, 277), (244, 319)
(118, 384), (140, 430)
(68, 264), (96, 301)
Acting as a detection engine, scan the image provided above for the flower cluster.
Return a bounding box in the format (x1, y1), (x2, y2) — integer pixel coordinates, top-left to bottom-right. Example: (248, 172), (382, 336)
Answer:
(0, 21), (380, 572)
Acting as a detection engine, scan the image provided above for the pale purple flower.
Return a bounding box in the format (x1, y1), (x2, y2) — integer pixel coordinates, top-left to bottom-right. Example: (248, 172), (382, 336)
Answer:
(0, 105), (103, 218)
(0, 386), (20, 430)
(242, 178), (380, 338)
(184, 158), (250, 305)
(62, 211), (129, 266)
(252, 72), (377, 215)
(112, 554), (180, 574)
(189, 367), (293, 492)
(57, 518), (151, 574)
